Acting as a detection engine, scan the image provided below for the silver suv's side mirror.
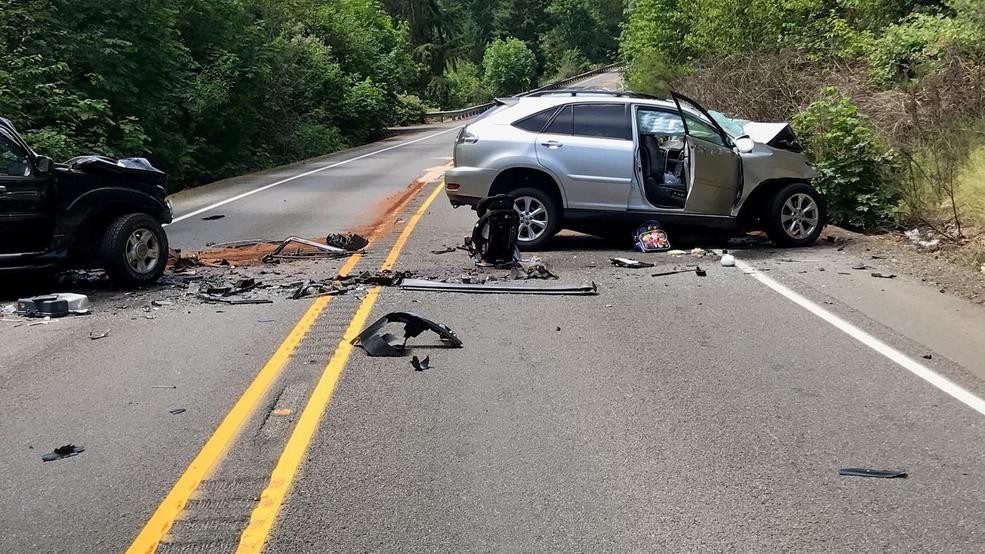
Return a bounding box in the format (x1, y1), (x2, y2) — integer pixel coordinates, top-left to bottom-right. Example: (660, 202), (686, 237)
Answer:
(35, 155), (53, 175)
(734, 136), (755, 154)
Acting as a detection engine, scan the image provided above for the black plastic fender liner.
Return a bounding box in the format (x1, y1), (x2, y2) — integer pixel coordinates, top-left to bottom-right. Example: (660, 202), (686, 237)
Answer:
(351, 312), (463, 357)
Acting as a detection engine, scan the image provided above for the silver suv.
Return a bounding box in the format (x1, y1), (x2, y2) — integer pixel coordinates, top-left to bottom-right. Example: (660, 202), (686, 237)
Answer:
(444, 90), (823, 249)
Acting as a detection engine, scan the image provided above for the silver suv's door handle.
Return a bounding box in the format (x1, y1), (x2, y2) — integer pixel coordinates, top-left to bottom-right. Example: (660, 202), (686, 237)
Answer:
(541, 141), (563, 149)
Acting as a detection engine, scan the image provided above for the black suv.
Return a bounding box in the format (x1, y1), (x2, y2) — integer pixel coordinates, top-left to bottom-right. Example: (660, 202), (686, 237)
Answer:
(0, 117), (172, 286)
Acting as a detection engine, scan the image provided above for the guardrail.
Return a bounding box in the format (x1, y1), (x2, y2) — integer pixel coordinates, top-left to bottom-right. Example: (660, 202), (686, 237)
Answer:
(423, 63), (621, 123)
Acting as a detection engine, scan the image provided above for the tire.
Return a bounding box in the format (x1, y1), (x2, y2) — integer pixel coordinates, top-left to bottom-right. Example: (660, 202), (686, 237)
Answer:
(509, 187), (560, 250)
(100, 213), (169, 287)
(764, 182), (826, 247)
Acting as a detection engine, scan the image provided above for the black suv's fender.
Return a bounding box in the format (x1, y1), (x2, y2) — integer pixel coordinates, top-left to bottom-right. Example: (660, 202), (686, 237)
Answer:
(55, 186), (172, 260)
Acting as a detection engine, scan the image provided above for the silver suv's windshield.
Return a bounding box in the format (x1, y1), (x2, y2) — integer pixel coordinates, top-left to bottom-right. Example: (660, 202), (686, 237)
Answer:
(710, 111), (748, 138)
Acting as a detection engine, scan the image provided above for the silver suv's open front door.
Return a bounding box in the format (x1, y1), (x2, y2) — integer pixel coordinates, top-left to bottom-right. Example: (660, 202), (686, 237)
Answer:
(671, 92), (742, 216)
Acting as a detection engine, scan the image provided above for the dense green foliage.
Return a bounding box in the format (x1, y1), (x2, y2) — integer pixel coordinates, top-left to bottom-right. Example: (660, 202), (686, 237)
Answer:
(793, 89), (901, 228)
(482, 38), (537, 96)
(386, 0), (625, 109)
(0, 0), (418, 189)
(621, 0), (985, 232)
(0, 0), (622, 189)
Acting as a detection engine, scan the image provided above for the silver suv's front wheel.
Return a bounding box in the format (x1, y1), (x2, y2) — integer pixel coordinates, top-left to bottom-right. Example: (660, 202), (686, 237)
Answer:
(510, 187), (559, 250)
(765, 183), (826, 247)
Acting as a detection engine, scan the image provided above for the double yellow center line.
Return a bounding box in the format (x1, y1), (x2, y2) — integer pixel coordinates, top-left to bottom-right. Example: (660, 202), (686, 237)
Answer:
(236, 182), (446, 552)
(128, 176), (446, 553)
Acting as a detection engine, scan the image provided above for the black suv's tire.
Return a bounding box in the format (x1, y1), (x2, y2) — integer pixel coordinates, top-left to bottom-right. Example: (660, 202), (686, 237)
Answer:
(764, 183), (826, 247)
(509, 187), (560, 250)
(100, 213), (169, 287)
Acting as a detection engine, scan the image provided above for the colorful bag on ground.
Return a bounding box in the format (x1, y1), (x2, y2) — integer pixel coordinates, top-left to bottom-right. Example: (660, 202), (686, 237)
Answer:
(634, 220), (671, 252)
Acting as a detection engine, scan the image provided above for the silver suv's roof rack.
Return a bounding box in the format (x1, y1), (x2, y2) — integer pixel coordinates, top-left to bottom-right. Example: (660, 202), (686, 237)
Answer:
(520, 89), (661, 100)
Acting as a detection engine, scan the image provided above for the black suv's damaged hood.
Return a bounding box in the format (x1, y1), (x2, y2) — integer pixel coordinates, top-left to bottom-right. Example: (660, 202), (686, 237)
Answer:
(64, 155), (166, 186)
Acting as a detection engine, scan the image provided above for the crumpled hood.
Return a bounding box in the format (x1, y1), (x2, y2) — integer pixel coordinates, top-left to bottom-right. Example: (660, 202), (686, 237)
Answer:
(66, 155), (166, 186)
(742, 122), (803, 152)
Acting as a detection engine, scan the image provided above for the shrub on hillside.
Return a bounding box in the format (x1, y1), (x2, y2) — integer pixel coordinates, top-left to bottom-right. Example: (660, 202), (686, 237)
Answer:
(793, 88), (901, 230)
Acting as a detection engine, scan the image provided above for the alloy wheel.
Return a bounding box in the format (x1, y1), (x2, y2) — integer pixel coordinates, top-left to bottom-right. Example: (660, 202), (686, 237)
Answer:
(126, 228), (162, 274)
(780, 193), (820, 240)
(513, 196), (549, 242)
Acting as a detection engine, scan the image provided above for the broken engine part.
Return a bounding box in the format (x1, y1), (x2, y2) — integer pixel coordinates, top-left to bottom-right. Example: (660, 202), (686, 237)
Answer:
(352, 312), (463, 357)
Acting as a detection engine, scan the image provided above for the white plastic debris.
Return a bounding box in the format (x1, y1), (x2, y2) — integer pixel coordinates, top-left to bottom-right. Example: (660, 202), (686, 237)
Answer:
(720, 254), (736, 267)
(904, 228), (940, 250)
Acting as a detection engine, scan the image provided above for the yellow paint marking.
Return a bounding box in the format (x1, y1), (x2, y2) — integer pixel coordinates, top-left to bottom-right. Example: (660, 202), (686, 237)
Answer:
(127, 171), (441, 554)
(236, 182), (446, 553)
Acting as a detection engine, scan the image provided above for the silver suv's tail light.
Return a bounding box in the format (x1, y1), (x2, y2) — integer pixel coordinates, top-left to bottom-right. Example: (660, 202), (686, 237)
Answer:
(456, 128), (478, 144)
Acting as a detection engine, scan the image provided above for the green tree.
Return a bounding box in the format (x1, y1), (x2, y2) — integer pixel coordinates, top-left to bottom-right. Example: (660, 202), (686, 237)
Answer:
(482, 36), (537, 96)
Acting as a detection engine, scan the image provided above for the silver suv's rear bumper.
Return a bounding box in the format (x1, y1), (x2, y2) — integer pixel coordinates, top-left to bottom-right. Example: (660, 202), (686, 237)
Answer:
(444, 167), (497, 207)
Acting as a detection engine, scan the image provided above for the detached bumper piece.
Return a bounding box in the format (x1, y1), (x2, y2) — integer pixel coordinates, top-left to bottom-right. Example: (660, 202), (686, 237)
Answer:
(399, 279), (598, 296)
(351, 312), (463, 357)
(262, 236), (352, 263)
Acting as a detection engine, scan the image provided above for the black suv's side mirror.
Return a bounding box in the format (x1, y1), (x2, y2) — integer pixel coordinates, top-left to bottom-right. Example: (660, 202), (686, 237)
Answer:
(34, 155), (53, 175)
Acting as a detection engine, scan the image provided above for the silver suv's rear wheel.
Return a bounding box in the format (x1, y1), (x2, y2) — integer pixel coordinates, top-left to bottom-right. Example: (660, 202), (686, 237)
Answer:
(510, 187), (559, 250)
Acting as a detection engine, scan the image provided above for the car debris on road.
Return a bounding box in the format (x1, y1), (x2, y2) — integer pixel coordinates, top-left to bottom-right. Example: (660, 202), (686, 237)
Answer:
(352, 312), (463, 357)
(325, 233), (370, 252)
(652, 266), (707, 278)
(41, 444), (84, 462)
(89, 329), (111, 340)
(16, 293), (91, 318)
(400, 278), (598, 296)
(262, 236), (353, 263)
(839, 468), (907, 479)
(611, 257), (655, 269)
(411, 355), (431, 371)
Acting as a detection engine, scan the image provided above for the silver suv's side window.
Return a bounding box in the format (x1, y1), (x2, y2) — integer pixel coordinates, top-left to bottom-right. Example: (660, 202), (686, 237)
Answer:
(544, 105), (573, 135)
(0, 135), (31, 177)
(513, 108), (560, 133)
(638, 110), (685, 136)
(572, 104), (629, 140)
(542, 104), (630, 141)
(681, 112), (727, 146)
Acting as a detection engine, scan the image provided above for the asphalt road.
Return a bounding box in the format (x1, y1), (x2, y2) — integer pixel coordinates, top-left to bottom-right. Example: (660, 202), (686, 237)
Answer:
(3, 69), (985, 553)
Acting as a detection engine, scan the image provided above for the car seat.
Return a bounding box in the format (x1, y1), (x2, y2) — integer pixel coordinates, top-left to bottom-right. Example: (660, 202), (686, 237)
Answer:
(640, 134), (686, 209)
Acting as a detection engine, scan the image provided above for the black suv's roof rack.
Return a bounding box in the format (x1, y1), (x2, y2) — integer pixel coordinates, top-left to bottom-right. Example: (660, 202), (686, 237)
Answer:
(520, 89), (663, 100)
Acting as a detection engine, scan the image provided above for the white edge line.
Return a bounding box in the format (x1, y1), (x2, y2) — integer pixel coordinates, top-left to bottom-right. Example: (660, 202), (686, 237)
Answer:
(168, 126), (463, 225)
(735, 258), (985, 418)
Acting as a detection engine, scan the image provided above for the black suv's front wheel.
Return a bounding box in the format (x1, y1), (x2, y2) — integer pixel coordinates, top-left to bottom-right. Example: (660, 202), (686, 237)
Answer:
(101, 213), (169, 286)
(765, 183), (826, 247)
